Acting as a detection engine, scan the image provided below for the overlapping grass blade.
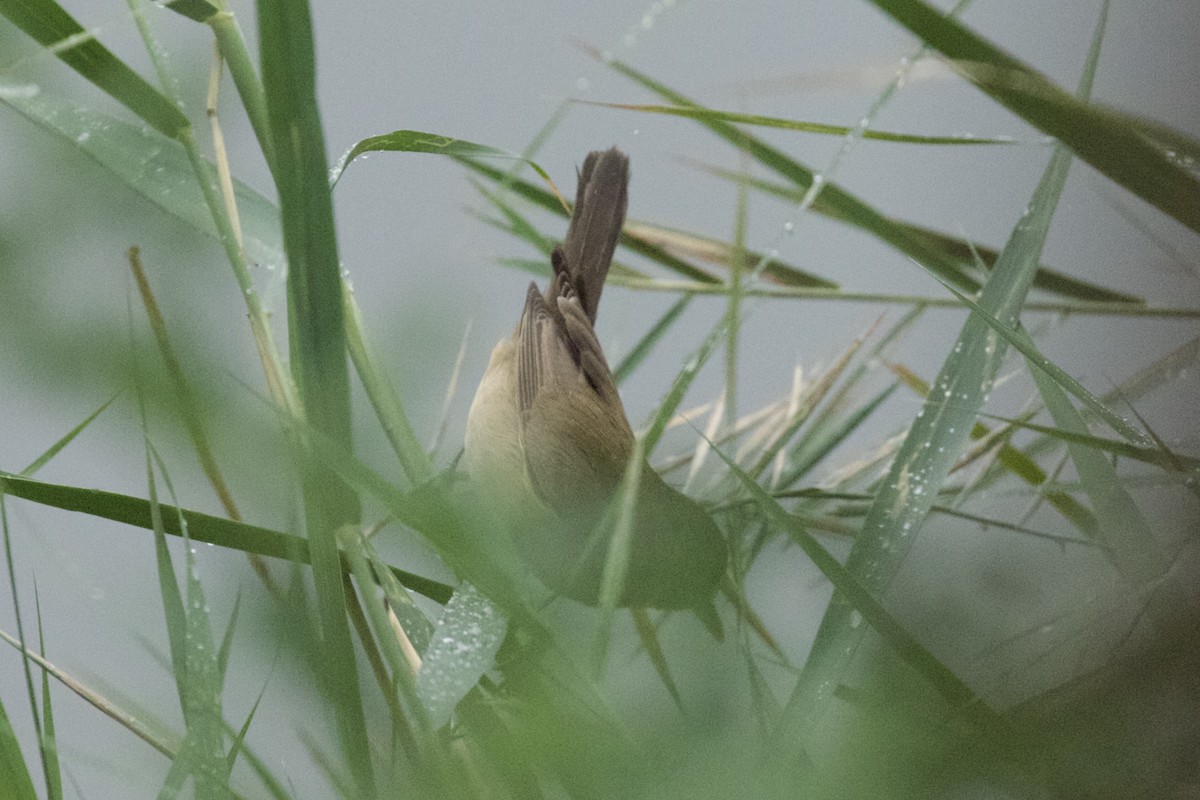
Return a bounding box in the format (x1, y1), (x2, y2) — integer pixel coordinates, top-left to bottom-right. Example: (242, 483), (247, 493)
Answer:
(143, 442), (228, 798)
(0, 471), (453, 602)
(586, 100), (1026, 145)
(1030, 368), (1188, 627)
(693, 164), (1141, 304)
(779, 0), (1109, 752)
(862, 0), (1200, 234)
(0, 88), (284, 271)
(0, 0), (187, 136)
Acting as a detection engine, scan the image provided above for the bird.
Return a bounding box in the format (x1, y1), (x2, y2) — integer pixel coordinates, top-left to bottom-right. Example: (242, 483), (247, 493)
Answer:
(463, 147), (727, 611)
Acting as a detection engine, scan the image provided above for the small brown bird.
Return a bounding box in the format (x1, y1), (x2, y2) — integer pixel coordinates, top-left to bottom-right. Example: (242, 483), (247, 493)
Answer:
(463, 148), (726, 611)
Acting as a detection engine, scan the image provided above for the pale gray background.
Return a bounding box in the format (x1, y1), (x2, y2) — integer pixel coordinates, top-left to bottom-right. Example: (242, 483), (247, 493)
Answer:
(2, 0), (1198, 797)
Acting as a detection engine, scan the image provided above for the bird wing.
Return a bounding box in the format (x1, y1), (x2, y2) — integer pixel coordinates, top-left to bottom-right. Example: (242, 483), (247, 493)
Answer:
(515, 272), (633, 519)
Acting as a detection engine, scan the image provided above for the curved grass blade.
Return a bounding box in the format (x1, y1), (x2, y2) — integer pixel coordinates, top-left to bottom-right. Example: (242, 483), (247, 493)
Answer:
(613, 294), (693, 385)
(711, 443), (1027, 756)
(1030, 369), (1189, 631)
(330, 130), (557, 191)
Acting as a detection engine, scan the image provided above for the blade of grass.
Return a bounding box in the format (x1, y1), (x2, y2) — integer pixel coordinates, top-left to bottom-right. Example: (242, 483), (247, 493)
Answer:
(19, 394), (119, 477)
(781, 1), (1110, 750)
(692, 163), (1142, 305)
(413, 582), (508, 729)
(630, 609), (685, 713)
(889, 363), (1098, 534)
(258, 0), (370, 791)
(0, 0), (187, 136)
(330, 130), (558, 195)
(1029, 366), (1188, 629)
(594, 52), (981, 294)
(343, 287), (432, 485)
(129, 246), (280, 595)
(862, 0), (1200, 234)
(143, 439), (228, 798)
(1, 497), (47, 799)
(32, 592), (62, 800)
(711, 443), (1030, 759)
(0, 88), (285, 272)
(583, 100), (1025, 145)
(0, 471), (453, 603)
(612, 294), (693, 385)
(0, 693), (37, 800)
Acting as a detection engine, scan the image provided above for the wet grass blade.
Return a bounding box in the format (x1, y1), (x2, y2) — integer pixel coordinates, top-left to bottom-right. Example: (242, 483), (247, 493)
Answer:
(0, 471), (453, 603)
(780, 1), (1109, 750)
(862, 0), (1200, 234)
(0, 88), (285, 271)
(597, 53), (983, 294)
(586, 100), (1026, 145)
(693, 164), (1141, 304)
(0, 0), (187, 136)
(258, 0), (371, 790)
(330, 130), (557, 191)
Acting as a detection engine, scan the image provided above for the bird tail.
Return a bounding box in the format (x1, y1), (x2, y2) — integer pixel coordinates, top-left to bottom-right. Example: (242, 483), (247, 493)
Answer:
(557, 147), (629, 325)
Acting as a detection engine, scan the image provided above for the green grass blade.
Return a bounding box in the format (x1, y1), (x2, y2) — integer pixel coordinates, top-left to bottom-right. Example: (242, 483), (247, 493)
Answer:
(339, 528), (429, 732)
(160, 0), (219, 22)
(925, 275), (1147, 446)
(19, 394), (118, 477)
(695, 165), (1141, 304)
(587, 100), (1027, 145)
(1030, 367), (1187, 626)
(0, 471), (453, 603)
(781, 3), (1105, 748)
(0, 626), (179, 759)
(0, 88), (285, 271)
(1, 497), (47, 798)
(862, 0), (1200, 234)
(330, 130), (555, 189)
(976, 413), (1199, 473)
(343, 287), (433, 485)
(258, 0), (370, 790)
(598, 54), (983, 294)
(712, 444), (1026, 747)
(630, 609), (685, 713)
(642, 312), (730, 455)
(613, 294), (693, 385)
(215, 591), (241, 689)
(33, 591), (62, 800)
(890, 365), (1099, 534)
(0, 0), (187, 136)
(0, 693), (37, 800)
